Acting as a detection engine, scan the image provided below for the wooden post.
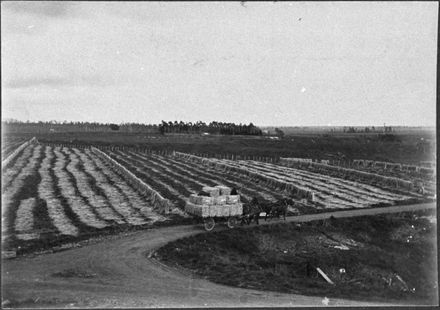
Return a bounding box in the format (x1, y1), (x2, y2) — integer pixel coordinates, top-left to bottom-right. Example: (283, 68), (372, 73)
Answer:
(316, 267), (334, 285)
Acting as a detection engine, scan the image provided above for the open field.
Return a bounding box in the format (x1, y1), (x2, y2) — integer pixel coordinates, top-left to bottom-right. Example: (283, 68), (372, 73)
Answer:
(156, 209), (438, 304)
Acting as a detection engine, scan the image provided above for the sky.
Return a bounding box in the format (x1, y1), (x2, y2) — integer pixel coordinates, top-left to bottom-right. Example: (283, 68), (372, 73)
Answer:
(1, 1), (438, 126)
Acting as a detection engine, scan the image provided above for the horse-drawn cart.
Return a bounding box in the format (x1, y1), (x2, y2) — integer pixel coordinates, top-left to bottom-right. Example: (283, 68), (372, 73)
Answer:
(185, 186), (243, 231)
(186, 204), (243, 231)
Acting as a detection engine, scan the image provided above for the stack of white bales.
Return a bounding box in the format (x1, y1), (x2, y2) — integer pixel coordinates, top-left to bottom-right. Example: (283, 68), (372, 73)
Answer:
(185, 185), (242, 218)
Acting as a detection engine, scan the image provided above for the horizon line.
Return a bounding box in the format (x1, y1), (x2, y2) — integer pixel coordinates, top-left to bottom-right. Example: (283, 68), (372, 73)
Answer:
(1, 119), (435, 128)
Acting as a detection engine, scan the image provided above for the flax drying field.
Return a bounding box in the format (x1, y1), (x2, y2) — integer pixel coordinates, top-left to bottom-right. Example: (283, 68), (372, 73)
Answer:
(1, 132), (437, 307)
(2, 138), (431, 253)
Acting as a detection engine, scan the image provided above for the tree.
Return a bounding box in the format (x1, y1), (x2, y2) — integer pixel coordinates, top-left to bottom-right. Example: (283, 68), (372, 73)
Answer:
(109, 124), (120, 131)
(274, 127), (285, 138)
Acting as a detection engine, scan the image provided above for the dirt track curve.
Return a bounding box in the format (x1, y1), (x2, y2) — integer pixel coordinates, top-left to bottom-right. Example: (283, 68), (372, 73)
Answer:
(2, 202), (435, 308)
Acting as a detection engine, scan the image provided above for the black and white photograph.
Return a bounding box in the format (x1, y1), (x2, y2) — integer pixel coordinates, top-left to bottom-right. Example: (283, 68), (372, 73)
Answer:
(1, 1), (438, 308)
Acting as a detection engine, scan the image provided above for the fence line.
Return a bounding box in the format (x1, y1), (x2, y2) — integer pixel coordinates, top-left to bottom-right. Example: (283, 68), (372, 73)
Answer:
(34, 142), (285, 162)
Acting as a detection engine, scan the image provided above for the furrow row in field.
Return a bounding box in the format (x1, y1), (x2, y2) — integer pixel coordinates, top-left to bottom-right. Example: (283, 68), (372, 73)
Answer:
(173, 153), (318, 203)
(126, 151), (277, 204)
(111, 150), (280, 205)
(243, 170), (360, 208)
(14, 198), (38, 240)
(148, 154), (214, 190)
(2, 144), (35, 192)
(246, 160), (410, 201)
(127, 150), (275, 203)
(198, 157), (403, 207)
(163, 154), (284, 203)
(122, 151), (197, 196)
(53, 148), (108, 229)
(155, 153), (280, 203)
(162, 156), (254, 202)
(63, 148), (125, 225)
(127, 151), (206, 196)
(106, 151), (187, 207)
(2, 138), (37, 172)
(38, 146), (79, 236)
(233, 160), (410, 207)
(174, 152), (315, 201)
(173, 153), (417, 209)
(74, 148), (149, 225)
(84, 149), (164, 222)
(2, 140), (26, 158)
(232, 161), (392, 207)
(2, 145), (42, 238)
(279, 159), (415, 193)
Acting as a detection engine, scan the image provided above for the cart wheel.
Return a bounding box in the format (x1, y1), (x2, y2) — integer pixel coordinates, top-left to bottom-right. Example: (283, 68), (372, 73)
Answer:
(227, 217), (237, 229)
(204, 218), (215, 231)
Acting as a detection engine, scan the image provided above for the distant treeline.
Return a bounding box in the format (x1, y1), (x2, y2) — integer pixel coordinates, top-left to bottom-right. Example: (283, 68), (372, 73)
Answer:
(2, 119), (263, 135)
(2, 120), (159, 133)
(159, 120), (262, 135)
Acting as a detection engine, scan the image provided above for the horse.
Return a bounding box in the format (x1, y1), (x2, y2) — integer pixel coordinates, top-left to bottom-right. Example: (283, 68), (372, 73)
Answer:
(241, 198), (262, 225)
(267, 198), (294, 221)
(259, 202), (275, 221)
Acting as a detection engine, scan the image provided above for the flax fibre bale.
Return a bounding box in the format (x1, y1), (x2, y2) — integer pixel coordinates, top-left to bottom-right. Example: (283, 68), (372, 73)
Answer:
(201, 196), (214, 205)
(197, 205), (210, 217)
(215, 185), (231, 195)
(209, 205), (220, 217)
(202, 186), (220, 197)
(226, 195), (240, 204)
(214, 195), (227, 205)
(228, 203), (243, 216)
(220, 205), (229, 217)
(185, 202), (210, 217)
(190, 195), (214, 205)
(208, 205), (229, 217)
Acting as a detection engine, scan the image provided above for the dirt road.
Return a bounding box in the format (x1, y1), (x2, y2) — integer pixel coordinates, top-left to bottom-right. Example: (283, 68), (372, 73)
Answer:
(2, 202), (435, 308)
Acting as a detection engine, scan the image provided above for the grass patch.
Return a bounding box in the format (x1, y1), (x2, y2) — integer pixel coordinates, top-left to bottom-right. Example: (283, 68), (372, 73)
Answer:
(156, 210), (438, 304)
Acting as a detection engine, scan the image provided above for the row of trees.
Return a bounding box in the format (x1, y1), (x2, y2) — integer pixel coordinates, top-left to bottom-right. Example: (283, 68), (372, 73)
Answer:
(158, 121), (263, 135)
(342, 126), (393, 133)
(2, 119), (263, 135)
(2, 120), (159, 133)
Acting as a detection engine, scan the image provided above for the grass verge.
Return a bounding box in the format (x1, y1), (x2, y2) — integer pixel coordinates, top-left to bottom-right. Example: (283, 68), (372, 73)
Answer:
(156, 209), (438, 304)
